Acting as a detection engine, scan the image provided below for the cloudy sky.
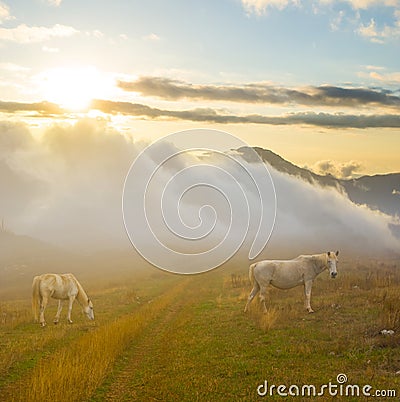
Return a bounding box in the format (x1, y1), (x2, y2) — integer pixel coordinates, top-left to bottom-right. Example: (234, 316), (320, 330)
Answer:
(1, 0), (399, 258)
(1, 0), (400, 175)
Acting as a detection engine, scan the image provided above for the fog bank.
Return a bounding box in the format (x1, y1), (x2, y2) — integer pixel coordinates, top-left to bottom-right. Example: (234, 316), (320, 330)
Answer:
(1, 119), (398, 262)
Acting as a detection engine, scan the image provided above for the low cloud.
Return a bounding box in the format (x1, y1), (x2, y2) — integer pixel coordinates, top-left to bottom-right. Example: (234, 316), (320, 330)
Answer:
(0, 119), (138, 250)
(311, 160), (363, 178)
(117, 76), (400, 109)
(1, 119), (398, 259)
(266, 165), (399, 257)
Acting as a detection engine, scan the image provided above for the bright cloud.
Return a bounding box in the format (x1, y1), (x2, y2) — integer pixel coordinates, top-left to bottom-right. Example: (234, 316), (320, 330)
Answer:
(0, 62), (30, 73)
(34, 66), (116, 111)
(343, 0), (400, 9)
(143, 33), (161, 41)
(369, 71), (400, 84)
(0, 119), (138, 250)
(243, 0), (400, 14)
(358, 65), (400, 85)
(42, 45), (60, 53)
(241, 0), (299, 15)
(46, 0), (63, 6)
(357, 13), (400, 42)
(242, 0), (400, 43)
(0, 23), (78, 43)
(310, 160), (363, 178)
(357, 18), (382, 42)
(0, 1), (13, 24)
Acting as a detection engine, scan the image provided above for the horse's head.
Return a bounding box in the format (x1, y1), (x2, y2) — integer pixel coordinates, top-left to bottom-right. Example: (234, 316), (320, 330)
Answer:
(84, 298), (95, 320)
(327, 251), (339, 278)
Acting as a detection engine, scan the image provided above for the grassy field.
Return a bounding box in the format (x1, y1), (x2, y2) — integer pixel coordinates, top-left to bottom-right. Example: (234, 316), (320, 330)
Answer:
(0, 258), (399, 401)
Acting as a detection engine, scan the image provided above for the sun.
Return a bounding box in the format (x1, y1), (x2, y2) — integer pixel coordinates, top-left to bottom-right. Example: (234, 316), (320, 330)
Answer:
(39, 66), (111, 111)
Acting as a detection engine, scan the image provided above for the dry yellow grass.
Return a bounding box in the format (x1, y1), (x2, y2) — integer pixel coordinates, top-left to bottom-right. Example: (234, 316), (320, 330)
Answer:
(257, 307), (279, 331)
(1, 259), (399, 401)
(8, 279), (188, 402)
(0, 301), (31, 329)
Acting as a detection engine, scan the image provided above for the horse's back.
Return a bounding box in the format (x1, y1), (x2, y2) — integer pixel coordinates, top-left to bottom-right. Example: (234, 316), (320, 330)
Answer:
(252, 260), (279, 281)
(37, 273), (76, 283)
(252, 258), (308, 289)
(34, 273), (78, 299)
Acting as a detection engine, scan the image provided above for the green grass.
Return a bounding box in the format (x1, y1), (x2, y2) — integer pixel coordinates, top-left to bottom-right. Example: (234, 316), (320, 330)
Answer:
(1, 259), (399, 401)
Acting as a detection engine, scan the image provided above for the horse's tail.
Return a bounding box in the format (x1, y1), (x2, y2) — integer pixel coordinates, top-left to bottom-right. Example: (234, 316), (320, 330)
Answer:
(248, 262), (257, 286)
(32, 276), (40, 322)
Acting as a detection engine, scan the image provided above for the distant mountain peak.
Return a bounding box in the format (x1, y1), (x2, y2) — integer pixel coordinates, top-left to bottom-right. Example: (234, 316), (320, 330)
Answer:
(236, 146), (400, 218)
(236, 146), (339, 187)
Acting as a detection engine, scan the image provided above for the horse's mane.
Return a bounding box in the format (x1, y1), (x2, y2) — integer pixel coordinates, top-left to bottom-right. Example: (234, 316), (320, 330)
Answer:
(73, 275), (90, 305)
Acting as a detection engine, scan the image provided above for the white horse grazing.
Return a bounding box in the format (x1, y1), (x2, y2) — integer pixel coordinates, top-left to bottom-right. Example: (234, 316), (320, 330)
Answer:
(244, 251), (339, 314)
(32, 273), (94, 327)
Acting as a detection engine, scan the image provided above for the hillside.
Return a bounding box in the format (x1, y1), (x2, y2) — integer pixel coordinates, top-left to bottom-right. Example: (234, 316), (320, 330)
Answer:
(343, 174), (400, 217)
(0, 229), (148, 298)
(0, 230), (81, 295)
(237, 146), (400, 218)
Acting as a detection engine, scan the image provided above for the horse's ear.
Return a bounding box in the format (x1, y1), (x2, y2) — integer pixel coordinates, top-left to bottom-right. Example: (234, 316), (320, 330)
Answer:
(335, 250), (339, 256)
(327, 251), (331, 256)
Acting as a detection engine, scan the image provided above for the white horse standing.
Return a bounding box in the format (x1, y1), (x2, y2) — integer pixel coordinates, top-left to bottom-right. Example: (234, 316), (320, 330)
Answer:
(32, 273), (94, 327)
(244, 251), (339, 314)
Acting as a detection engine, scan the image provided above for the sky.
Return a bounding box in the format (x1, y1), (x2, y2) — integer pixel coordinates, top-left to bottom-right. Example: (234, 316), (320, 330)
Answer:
(1, 0), (399, 258)
(0, 0), (399, 176)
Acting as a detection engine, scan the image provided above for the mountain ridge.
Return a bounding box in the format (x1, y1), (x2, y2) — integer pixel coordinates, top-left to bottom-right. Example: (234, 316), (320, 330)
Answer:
(236, 146), (400, 217)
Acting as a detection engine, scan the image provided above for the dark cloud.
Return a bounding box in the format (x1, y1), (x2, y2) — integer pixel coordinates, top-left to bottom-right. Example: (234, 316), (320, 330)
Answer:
(117, 76), (400, 108)
(90, 99), (163, 118)
(1, 99), (399, 129)
(0, 100), (65, 115)
(317, 86), (399, 107)
(91, 99), (400, 128)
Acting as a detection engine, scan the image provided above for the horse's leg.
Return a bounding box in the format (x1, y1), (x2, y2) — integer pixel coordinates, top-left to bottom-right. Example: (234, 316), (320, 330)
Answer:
(304, 280), (314, 313)
(244, 282), (260, 312)
(54, 300), (63, 324)
(259, 286), (269, 313)
(39, 295), (48, 327)
(67, 296), (75, 323)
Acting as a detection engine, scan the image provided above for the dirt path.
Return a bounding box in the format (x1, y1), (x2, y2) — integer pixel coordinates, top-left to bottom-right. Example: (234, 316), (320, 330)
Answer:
(94, 281), (198, 401)
(91, 271), (254, 402)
